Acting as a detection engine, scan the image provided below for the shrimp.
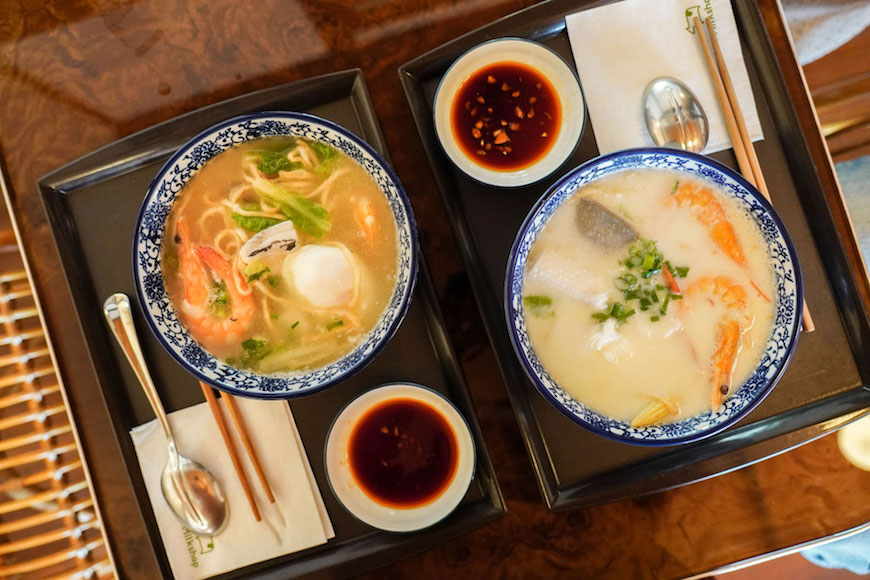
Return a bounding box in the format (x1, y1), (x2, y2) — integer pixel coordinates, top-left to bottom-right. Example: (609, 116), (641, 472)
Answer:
(686, 276), (751, 410)
(670, 181), (745, 266)
(354, 197), (377, 245)
(176, 217), (255, 350)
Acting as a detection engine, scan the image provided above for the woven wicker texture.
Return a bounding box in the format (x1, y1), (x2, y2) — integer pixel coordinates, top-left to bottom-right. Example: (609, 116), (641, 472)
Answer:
(0, 209), (114, 578)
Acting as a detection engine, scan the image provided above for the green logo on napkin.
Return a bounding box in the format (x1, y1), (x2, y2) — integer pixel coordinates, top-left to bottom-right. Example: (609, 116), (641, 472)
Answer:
(182, 526), (215, 568)
(685, 2), (717, 34)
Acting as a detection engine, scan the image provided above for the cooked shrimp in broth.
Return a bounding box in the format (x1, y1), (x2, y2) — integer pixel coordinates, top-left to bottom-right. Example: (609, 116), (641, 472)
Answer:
(522, 169), (775, 426)
(162, 136), (399, 374)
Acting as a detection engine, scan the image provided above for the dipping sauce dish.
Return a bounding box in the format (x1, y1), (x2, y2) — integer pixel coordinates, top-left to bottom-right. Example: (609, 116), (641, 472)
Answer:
(434, 38), (585, 187)
(325, 383), (475, 532)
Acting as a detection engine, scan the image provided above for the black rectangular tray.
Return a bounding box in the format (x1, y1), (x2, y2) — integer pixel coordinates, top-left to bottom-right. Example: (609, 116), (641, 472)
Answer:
(399, 0), (870, 510)
(38, 69), (504, 578)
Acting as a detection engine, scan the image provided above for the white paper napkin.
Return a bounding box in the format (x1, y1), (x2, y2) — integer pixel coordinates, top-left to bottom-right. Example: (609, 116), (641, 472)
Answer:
(130, 397), (334, 580)
(565, 0), (763, 155)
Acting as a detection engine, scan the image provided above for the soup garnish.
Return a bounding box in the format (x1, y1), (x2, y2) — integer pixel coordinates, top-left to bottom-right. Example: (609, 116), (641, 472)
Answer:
(522, 169), (775, 428)
(451, 61), (560, 171)
(162, 136), (398, 374)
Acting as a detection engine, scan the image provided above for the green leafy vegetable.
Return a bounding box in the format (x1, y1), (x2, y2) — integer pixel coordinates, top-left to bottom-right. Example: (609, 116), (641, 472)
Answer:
(326, 320), (344, 331)
(246, 143), (302, 176)
(239, 200), (261, 212)
(252, 177), (331, 238)
(310, 141), (338, 162)
(310, 141), (341, 179)
(240, 338), (271, 368)
(243, 260), (271, 283)
(230, 213), (284, 233)
(210, 282), (230, 318)
(242, 338), (266, 352)
(523, 295), (554, 318)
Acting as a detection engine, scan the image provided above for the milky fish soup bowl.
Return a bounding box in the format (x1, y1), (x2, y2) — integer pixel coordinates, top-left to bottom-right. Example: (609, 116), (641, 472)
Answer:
(505, 148), (802, 445)
(134, 112), (418, 398)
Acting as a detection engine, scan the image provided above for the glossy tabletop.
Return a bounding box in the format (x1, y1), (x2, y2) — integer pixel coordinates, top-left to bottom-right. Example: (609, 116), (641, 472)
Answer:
(2, 0), (870, 577)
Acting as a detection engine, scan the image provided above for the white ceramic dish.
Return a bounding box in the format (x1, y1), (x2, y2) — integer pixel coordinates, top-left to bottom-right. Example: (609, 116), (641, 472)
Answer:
(505, 148), (803, 446)
(433, 37), (585, 187)
(133, 112), (418, 399)
(324, 383), (475, 532)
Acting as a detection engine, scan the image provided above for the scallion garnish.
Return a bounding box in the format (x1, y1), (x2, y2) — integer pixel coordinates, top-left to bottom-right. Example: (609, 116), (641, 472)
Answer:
(595, 239), (689, 323)
(523, 295), (554, 318)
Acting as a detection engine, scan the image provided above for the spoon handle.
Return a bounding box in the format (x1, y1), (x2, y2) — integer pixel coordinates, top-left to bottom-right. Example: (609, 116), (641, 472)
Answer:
(103, 293), (174, 439)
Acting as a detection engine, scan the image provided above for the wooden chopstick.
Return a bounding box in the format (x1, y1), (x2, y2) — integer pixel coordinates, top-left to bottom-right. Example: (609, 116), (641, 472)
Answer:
(693, 16), (815, 333)
(704, 18), (769, 197)
(199, 382), (261, 521)
(223, 395), (275, 503)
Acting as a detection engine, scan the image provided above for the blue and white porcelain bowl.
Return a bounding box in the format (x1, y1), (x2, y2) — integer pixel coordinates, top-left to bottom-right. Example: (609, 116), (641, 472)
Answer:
(505, 148), (802, 445)
(134, 112), (418, 399)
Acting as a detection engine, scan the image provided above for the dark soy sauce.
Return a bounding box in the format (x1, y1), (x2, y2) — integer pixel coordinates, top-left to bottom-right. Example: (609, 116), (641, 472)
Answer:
(451, 61), (561, 171)
(348, 398), (458, 508)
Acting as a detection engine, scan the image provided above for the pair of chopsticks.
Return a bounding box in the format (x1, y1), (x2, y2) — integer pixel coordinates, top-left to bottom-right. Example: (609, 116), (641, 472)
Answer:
(200, 382), (275, 521)
(693, 16), (815, 333)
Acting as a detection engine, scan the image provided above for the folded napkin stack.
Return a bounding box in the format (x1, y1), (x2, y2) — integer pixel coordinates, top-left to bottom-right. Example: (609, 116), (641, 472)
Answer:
(565, 0), (763, 155)
(130, 397), (334, 579)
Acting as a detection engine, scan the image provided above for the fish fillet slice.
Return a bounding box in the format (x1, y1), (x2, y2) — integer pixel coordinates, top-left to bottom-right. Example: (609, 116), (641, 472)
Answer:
(528, 250), (609, 309)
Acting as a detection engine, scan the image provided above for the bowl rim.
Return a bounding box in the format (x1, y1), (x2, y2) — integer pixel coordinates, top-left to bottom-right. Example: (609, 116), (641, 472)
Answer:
(432, 36), (587, 188)
(503, 147), (803, 446)
(323, 382), (477, 532)
(133, 111), (419, 399)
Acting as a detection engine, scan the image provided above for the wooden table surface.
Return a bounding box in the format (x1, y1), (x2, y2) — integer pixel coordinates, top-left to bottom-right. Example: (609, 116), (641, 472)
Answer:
(2, 0), (870, 578)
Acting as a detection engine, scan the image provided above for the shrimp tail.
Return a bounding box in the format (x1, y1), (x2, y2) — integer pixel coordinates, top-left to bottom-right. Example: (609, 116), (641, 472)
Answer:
(710, 319), (742, 409)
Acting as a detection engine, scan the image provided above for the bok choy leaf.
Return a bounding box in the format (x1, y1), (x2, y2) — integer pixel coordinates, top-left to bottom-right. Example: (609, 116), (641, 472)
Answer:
(252, 177), (330, 238)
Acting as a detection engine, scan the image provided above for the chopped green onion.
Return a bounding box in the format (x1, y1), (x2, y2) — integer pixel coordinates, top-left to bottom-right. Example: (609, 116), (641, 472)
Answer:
(651, 315), (660, 322)
(326, 320), (344, 331)
(291, 321), (299, 329)
(242, 338), (266, 351)
(267, 275), (281, 288)
(606, 239), (690, 323)
(523, 295), (554, 318)
(670, 180), (680, 194)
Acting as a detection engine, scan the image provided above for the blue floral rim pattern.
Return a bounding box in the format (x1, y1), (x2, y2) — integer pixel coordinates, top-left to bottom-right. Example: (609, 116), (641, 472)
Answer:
(504, 148), (803, 445)
(133, 112), (419, 399)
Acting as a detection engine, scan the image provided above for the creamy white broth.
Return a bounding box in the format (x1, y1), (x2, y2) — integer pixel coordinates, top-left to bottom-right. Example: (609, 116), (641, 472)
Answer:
(523, 169), (775, 424)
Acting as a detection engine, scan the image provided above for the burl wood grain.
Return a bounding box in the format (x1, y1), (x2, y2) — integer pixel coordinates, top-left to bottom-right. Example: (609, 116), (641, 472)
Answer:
(1, 0), (869, 578)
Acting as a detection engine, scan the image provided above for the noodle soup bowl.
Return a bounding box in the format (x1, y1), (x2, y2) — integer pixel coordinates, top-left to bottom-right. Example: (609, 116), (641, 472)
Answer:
(134, 112), (418, 398)
(505, 148), (802, 445)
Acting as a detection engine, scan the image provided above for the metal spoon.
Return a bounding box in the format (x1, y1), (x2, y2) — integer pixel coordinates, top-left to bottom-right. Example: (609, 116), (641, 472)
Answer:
(642, 77), (709, 153)
(103, 293), (228, 536)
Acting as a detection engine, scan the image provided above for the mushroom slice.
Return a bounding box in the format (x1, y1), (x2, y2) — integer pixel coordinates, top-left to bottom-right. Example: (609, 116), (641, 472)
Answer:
(239, 220), (298, 264)
(285, 245), (356, 308)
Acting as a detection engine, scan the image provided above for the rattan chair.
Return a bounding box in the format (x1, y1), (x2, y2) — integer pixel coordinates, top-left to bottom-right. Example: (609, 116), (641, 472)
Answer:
(0, 204), (114, 578)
